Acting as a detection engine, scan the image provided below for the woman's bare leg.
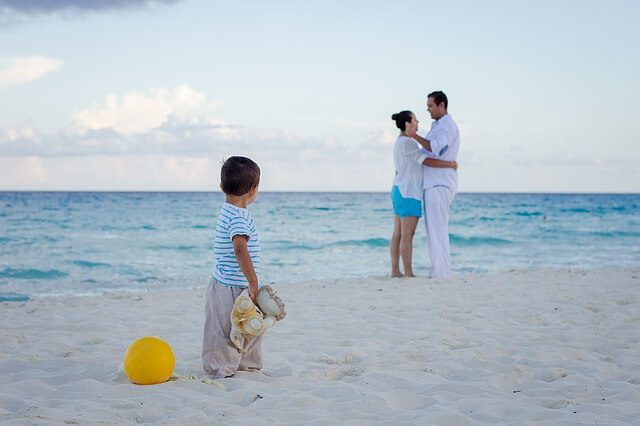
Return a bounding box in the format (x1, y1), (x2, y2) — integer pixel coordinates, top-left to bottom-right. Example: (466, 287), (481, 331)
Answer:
(390, 216), (403, 277)
(400, 216), (419, 277)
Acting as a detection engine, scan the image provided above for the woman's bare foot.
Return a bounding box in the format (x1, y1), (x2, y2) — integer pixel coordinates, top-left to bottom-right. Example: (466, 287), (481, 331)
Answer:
(404, 273), (416, 278)
(391, 271), (404, 278)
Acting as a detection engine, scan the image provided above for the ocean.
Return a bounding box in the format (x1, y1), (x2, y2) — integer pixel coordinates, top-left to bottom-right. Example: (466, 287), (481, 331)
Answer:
(1, 192), (638, 301)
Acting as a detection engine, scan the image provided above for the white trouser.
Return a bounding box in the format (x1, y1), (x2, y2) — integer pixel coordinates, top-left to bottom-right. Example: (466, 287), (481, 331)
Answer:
(423, 186), (455, 278)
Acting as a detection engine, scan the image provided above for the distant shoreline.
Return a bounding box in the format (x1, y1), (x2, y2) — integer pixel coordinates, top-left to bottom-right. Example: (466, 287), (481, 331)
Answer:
(4, 266), (639, 303)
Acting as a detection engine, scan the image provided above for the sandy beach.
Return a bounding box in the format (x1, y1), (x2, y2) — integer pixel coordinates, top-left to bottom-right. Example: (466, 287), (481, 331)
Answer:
(1, 268), (639, 425)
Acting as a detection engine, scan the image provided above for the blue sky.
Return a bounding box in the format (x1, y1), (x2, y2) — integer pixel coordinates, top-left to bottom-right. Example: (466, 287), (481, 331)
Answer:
(0, 0), (638, 191)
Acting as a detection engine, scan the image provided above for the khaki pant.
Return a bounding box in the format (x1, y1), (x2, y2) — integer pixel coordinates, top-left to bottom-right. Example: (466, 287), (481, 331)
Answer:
(202, 279), (263, 378)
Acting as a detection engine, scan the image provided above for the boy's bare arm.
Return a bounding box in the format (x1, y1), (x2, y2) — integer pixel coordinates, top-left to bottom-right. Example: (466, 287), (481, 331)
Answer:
(423, 158), (458, 170)
(232, 235), (259, 301)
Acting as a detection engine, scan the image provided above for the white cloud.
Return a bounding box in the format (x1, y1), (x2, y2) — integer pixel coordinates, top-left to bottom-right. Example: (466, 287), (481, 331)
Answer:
(70, 85), (219, 135)
(0, 154), (393, 191)
(0, 56), (63, 90)
(2, 121), (37, 140)
(0, 120), (331, 158)
(0, 85), (365, 161)
(0, 155), (214, 190)
(0, 82), (395, 190)
(1, 85), (638, 191)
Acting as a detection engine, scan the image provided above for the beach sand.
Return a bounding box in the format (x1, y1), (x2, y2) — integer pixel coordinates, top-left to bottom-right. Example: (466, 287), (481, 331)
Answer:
(2, 268), (639, 425)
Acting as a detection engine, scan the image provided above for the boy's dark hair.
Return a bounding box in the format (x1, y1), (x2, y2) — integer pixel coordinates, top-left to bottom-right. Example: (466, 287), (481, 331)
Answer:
(220, 156), (261, 195)
(428, 91), (448, 109)
(391, 110), (413, 131)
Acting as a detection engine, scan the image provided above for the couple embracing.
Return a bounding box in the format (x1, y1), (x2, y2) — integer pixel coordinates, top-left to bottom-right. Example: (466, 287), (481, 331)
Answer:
(390, 91), (460, 279)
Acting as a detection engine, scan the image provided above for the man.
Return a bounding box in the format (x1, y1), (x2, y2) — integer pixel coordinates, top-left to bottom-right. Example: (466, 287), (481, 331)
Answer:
(407, 91), (460, 278)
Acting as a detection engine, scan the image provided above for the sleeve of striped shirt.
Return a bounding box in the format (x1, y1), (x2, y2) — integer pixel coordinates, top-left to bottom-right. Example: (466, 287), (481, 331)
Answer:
(228, 216), (251, 240)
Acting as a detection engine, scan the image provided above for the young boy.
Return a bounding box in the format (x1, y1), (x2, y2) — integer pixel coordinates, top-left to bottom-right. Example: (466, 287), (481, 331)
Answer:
(202, 156), (262, 379)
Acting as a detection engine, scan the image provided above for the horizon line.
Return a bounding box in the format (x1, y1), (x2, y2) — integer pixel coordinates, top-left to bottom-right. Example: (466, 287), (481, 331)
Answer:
(1, 190), (639, 195)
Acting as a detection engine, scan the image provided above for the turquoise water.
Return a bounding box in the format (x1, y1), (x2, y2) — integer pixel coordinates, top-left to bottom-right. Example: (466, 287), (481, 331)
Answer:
(1, 192), (639, 301)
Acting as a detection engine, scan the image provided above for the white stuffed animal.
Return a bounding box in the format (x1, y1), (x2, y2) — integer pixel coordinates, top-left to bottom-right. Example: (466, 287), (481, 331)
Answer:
(229, 285), (286, 351)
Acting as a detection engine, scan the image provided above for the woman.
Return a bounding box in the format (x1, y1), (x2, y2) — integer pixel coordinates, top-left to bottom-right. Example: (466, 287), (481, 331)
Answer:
(390, 110), (457, 277)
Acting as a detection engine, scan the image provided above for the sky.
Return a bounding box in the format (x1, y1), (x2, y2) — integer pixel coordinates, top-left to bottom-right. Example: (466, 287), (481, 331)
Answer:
(0, 0), (638, 192)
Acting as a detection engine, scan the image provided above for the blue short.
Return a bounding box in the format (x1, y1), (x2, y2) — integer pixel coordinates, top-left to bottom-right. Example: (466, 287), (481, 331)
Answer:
(391, 186), (422, 218)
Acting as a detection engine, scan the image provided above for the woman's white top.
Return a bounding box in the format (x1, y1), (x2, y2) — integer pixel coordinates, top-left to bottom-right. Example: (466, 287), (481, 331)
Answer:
(392, 135), (428, 201)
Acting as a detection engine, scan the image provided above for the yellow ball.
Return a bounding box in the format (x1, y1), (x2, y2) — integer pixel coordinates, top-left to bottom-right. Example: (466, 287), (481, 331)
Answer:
(123, 336), (175, 385)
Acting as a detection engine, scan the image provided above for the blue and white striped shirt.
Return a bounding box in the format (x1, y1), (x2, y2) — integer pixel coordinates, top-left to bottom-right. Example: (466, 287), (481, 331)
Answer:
(213, 202), (261, 288)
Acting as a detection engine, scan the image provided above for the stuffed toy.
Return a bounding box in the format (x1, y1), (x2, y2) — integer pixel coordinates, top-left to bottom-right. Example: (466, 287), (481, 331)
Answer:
(230, 285), (286, 351)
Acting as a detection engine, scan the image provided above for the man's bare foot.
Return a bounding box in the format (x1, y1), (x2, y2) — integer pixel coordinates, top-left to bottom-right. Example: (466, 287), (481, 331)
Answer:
(391, 272), (404, 278)
(404, 273), (416, 278)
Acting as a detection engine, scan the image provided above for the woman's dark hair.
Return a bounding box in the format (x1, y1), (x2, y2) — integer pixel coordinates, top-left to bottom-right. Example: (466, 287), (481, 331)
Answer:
(391, 110), (413, 131)
(220, 156), (261, 196)
(428, 91), (448, 109)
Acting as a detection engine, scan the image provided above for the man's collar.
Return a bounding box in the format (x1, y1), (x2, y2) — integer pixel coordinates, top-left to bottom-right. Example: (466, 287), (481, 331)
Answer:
(435, 113), (449, 122)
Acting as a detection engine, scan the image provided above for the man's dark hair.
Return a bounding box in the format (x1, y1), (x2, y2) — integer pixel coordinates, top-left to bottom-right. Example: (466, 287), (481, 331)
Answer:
(220, 156), (261, 195)
(391, 110), (413, 131)
(428, 91), (448, 109)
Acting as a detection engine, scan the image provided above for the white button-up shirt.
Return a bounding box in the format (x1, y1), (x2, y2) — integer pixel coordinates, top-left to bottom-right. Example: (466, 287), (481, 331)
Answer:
(393, 135), (428, 201)
(421, 114), (460, 193)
